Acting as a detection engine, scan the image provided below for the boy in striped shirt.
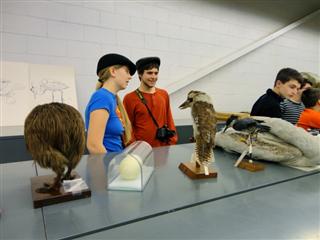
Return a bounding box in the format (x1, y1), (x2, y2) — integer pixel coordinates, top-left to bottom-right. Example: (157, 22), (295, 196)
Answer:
(280, 77), (313, 124)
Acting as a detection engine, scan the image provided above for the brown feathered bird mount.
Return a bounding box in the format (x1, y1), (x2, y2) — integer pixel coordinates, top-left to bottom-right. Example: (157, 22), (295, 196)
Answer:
(179, 90), (217, 175)
(24, 102), (85, 192)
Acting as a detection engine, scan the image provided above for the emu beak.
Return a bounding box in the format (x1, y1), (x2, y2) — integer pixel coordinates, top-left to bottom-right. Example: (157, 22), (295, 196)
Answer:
(179, 100), (190, 109)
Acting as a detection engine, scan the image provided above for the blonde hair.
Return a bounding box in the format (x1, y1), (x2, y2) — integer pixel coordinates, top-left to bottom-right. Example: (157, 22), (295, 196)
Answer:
(95, 65), (121, 90)
(96, 65), (132, 146)
(116, 95), (132, 145)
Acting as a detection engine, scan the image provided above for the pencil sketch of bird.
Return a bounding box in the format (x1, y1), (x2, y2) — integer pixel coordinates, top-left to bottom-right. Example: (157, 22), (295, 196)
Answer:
(179, 90), (217, 175)
(30, 79), (68, 102)
(24, 102), (85, 193)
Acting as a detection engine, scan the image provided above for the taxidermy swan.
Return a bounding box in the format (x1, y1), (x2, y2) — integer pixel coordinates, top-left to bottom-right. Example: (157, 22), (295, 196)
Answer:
(216, 117), (320, 168)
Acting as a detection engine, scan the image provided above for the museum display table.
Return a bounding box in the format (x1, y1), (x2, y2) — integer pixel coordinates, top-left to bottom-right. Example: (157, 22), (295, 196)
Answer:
(78, 173), (320, 240)
(1, 143), (319, 240)
(0, 161), (46, 240)
(38, 144), (319, 239)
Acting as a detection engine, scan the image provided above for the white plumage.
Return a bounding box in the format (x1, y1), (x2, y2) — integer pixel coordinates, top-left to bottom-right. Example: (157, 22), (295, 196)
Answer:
(216, 117), (320, 168)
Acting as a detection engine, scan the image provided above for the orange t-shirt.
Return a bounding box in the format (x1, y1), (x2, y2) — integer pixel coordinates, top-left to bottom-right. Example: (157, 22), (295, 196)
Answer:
(296, 108), (320, 130)
(123, 88), (178, 147)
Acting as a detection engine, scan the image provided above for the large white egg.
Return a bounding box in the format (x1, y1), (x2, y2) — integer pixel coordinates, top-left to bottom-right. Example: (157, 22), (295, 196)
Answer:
(119, 155), (142, 180)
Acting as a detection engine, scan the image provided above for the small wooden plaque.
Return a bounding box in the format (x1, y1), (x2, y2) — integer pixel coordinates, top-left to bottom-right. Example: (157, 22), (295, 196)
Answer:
(237, 160), (265, 172)
(179, 162), (217, 179)
(30, 172), (91, 208)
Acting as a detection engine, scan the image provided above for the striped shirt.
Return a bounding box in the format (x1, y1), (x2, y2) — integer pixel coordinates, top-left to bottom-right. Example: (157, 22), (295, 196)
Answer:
(280, 99), (304, 125)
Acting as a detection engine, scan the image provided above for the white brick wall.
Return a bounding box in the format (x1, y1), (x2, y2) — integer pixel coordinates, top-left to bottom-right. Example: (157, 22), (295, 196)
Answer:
(2, 13), (47, 36)
(114, 2), (143, 18)
(142, 5), (168, 22)
(100, 12), (131, 30)
(83, 26), (116, 44)
(24, 1), (66, 21)
(83, 2), (114, 13)
(131, 17), (157, 35)
(65, 4), (99, 25)
(66, 41), (100, 59)
(3, 1), (66, 21)
(1, 0), (319, 121)
(28, 36), (67, 57)
(2, 33), (27, 53)
(48, 21), (84, 41)
(170, 15), (320, 119)
(116, 31), (144, 48)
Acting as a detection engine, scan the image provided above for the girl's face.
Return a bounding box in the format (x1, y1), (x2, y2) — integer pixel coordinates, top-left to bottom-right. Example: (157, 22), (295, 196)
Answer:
(114, 66), (132, 90)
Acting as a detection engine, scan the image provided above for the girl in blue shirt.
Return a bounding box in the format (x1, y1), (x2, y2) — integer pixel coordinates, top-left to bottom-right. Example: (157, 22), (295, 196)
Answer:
(85, 53), (136, 154)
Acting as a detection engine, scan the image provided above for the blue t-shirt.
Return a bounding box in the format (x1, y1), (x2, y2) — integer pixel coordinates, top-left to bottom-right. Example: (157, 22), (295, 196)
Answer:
(85, 88), (124, 152)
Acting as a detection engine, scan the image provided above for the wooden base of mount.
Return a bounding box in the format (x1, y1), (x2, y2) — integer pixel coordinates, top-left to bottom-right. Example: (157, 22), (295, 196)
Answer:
(30, 172), (91, 208)
(237, 160), (265, 172)
(179, 162), (217, 179)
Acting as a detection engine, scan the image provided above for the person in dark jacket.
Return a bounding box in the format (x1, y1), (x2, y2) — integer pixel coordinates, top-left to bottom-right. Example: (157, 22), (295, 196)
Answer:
(251, 68), (303, 118)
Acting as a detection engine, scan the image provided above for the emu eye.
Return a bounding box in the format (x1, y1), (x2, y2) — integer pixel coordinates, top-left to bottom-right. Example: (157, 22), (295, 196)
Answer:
(187, 97), (193, 102)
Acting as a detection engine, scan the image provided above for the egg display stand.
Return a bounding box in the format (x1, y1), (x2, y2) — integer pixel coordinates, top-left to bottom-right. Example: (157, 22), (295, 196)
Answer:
(30, 171), (91, 208)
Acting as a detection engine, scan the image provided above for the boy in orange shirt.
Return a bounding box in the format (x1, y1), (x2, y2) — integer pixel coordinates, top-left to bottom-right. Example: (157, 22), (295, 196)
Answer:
(297, 88), (320, 131)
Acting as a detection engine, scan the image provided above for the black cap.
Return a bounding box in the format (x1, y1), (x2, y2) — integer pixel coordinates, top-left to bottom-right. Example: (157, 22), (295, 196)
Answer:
(136, 57), (160, 72)
(96, 53), (136, 76)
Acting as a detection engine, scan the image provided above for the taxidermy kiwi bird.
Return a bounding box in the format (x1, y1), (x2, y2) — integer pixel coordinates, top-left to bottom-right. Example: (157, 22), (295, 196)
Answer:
(179, 90), (217, 175)
(24, 102), (85, 192)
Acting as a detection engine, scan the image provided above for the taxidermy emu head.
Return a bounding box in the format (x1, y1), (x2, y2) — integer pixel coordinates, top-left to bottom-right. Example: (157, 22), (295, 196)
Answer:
(24, 102), (85, 192)
(179, 90), (217, 172)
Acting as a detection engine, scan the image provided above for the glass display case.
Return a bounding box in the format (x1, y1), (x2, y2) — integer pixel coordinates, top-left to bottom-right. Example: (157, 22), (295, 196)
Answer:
(107, 141), (154, 191)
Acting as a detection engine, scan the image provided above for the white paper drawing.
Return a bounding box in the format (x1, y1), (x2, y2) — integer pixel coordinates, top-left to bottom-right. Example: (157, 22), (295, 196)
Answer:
(30, 79), (69, 103)
(0, 61), (78, 127)
(0, 79), (25, 104)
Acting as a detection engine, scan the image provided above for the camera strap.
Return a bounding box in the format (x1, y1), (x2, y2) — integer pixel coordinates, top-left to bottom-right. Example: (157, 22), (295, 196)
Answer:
(135, 89), (160, 128)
